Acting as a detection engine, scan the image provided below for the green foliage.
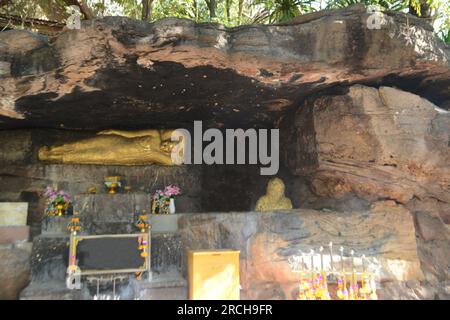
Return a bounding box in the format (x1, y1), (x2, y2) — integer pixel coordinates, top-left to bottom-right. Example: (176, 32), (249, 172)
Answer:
(325, 0), (407, 11)
(109, 0), (142, 19)
(1, 0), (449, 44)
(152, 0), (203, 21)
(252, 0), (315, 23)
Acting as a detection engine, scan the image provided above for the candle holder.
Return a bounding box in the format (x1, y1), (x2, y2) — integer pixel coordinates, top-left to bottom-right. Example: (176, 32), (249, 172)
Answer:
(288, 243), (378, 300)
(104, 176), (122, 194)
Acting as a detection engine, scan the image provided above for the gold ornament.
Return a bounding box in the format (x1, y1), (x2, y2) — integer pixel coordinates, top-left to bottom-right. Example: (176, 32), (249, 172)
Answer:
(104, 176), (121, 194)
(87, 187), (97, 194)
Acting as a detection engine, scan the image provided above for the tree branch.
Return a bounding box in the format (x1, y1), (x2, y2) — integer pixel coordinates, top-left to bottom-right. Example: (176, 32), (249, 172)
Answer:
(0, 13), (64, 34)
(141, 0), (154, 22)
(63, 0), (95, 20)
(204, 0), (216, 19)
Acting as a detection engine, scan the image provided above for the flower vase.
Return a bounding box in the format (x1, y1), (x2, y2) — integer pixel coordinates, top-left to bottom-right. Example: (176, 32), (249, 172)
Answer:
(169, 198), (176, 214)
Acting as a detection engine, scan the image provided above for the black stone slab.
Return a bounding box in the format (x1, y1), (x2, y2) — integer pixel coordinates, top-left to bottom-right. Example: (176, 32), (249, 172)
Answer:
(77, 237), (146, 271)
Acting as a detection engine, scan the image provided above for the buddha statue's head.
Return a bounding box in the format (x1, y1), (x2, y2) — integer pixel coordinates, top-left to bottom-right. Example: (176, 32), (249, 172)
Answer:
(266, 177), (285, 201)
(160, 140), (178, 154)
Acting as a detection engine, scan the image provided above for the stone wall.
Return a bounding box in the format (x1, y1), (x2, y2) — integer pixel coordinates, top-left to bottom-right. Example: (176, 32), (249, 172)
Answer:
(178, 203), (430, 299)
(0, 248), (31, 299)
(19, 202), (439, 300)
(282, 85), (450, 220)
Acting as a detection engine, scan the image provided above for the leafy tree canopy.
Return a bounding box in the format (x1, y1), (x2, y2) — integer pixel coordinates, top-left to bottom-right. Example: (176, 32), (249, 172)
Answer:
(0, 0), (448, 43)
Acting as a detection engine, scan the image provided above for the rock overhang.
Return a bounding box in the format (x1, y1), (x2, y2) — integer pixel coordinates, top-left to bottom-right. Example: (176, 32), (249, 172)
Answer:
(0, 4), (449, 130)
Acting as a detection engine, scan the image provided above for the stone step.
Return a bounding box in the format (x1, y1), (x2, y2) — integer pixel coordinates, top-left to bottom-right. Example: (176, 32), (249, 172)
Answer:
(41, 202), (180, 235)
(136, 268), (187, 300)
(0, 226), (29, 244)
(145, 268), (187, 289)
(138, 286), (188, 300)
(70, 194), (185, 234)
(20, 281), (90, 300)
(149, 214), (179, 233)
(22, 268), (188, 300)
(29, 235), (70, 283)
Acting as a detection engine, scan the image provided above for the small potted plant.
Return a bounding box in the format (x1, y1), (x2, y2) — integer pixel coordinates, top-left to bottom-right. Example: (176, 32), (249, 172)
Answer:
(44, 186), (72, 216)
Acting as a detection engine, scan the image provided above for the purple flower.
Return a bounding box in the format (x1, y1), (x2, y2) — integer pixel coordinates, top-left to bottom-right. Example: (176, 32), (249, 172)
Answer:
(43, 186), (71, 204)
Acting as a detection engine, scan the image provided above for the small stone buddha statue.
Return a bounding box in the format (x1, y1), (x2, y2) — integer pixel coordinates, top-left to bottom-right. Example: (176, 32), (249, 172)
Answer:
(255, 177), (293, 212)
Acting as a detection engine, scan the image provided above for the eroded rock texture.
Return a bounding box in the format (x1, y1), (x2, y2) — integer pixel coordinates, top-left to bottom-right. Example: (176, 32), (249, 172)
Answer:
(281, 84), (450, 299)
(283, 85), (449, 217)
(0, 5), (449, 129)
(0, 249), (30, 299)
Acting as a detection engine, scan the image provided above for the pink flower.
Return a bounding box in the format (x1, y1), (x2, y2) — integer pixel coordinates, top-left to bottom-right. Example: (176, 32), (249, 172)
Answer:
(58, 190), (71, 201)
(152, 185), (181, 199)
(163, 185), (181, 197)
(44, 186), (57, 200)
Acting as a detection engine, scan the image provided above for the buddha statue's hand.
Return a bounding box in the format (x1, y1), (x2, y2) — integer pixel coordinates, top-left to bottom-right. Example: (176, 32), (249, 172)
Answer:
(96, 129), (159, 138)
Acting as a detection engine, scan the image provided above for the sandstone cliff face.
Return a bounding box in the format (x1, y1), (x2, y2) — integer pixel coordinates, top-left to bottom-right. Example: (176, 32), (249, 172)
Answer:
(283, 85), (449, 217)
(0, 5), (449, 129)
(0, 5), (449, 299)
(281, 84), (450, 298)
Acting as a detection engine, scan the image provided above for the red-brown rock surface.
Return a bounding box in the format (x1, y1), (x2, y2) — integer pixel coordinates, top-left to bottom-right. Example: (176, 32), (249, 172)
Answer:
(178, 204), (426, 300)
(0, 4), (449, 300)
(0, 5), (449, 129)
(283, 85), (450, 221)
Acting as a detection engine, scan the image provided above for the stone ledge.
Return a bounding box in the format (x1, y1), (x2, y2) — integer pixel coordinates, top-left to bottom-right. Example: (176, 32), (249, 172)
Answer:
(0, 226), (29, 244)
(0, 248), (31, 299)
(20, 281), (90, 300)
(0, 202), (28, 226)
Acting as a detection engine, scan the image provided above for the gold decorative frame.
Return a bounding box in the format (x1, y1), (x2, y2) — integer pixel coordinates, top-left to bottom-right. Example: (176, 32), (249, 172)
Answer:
(67, 231), (151, 282)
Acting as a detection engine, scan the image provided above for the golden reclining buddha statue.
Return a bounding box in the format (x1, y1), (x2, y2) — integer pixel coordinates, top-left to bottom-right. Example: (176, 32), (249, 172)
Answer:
(38, 129), (181, 165)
